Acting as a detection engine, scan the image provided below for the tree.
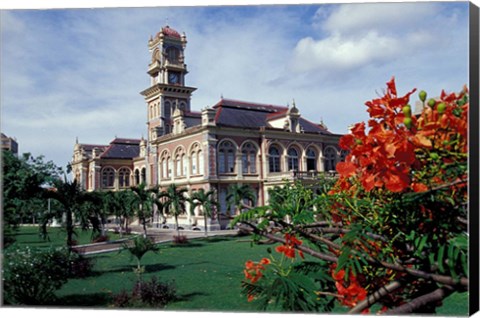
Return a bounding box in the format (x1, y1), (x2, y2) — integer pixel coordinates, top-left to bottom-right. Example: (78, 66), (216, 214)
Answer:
(2, 151), (63, 246)
(231, 79), (469, 314)
(226, 184), (256, 217)
(159, 184), (188, 237)
(131, 183), (156, 237)
(47, 177), (88, 248)
(104, 190), (136, 236)
(191, 189), (218, 237)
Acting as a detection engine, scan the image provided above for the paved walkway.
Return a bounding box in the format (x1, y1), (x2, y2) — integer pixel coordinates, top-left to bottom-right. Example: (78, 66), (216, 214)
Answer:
(72, 227), (239, 255)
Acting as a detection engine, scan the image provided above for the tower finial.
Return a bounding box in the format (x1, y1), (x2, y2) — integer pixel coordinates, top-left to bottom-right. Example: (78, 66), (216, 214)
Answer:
(75, 136), (79, 144)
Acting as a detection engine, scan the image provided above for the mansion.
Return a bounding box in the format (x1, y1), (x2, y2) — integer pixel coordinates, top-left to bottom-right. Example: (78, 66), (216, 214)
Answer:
(71, 25), (345, 229)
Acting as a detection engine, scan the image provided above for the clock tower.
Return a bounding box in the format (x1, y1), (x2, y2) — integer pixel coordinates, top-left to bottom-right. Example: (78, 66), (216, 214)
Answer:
(140, 25), (197, 140)
(140, 25), (197, 185)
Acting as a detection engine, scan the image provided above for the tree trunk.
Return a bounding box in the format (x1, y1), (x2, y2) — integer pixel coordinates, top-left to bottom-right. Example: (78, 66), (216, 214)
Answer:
(66, 209), (74, 248)
(204, 214), (208, 237)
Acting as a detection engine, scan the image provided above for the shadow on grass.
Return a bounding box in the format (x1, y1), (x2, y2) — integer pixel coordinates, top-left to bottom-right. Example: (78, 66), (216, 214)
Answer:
(55, 292), (111, 307)
(176, 291), (210, 302)
(168, 242), (205, 248)
(94, 263), (177, 276)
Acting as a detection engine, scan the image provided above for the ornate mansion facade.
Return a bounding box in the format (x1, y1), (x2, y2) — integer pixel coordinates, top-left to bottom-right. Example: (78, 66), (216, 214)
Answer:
(71, 25), (345, 229)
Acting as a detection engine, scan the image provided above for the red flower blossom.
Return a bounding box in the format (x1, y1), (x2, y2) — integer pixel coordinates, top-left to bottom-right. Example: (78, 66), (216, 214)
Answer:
(275, 233), (304, 259)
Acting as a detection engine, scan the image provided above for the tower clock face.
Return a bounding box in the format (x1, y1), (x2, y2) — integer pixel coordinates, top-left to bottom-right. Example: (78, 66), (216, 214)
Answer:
(168, 72), (179, 84)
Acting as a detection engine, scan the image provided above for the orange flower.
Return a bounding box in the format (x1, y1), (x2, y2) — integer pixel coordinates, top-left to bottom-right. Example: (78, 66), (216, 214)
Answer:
(275, 233), (304, 259)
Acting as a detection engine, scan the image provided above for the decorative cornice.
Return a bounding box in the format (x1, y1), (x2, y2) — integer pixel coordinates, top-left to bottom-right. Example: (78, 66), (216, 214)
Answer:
(140, 83), (197, 98)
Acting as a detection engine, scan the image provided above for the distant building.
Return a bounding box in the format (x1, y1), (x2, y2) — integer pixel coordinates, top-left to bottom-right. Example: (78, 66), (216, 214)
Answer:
(1, 133), (18, 155)
(71, 26), (345, 229)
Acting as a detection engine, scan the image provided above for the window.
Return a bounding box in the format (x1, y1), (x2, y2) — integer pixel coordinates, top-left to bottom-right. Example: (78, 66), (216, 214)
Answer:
(287, 147), (299, 171)
(102, 167), (115, 188)
(218, 140), (236, 174)
(242, 142), (257, 174)
(183, 154), (188, 176)
(141, 167), (146, 184)
(166, 46), (180, 64)
(268, 146), (281, 173)
(135, 169), (140, 185)
(198, 151), (204, 175)
(324, 147), (337, 172)
(306, 147), (317, 171)
(190, 144), (204, 176)
(174, 147), (186, 177)
(164, 101), (171, 119)
(119, 168), (131, 188)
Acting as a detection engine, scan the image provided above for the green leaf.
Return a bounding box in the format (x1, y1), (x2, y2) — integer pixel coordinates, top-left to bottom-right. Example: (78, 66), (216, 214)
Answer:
(437, 245), (445, 273)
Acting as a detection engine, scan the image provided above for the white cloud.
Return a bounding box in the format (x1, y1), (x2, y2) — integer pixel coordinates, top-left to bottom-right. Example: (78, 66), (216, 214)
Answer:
(290, 2), (463, 76)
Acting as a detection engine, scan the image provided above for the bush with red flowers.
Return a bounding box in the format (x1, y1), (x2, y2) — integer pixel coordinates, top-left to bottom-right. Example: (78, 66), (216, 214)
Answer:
(232, 78), (469, 314)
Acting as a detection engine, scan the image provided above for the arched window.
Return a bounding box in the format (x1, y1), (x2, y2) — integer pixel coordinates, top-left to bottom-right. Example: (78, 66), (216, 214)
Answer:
(176, 155), (182, 176)
(242, 142), (257, 174)
(141, 167), (146, 184)
(119, 168), (131, 188)
(102, 167), (115, 188)
(198, 151), (204, 175)
(182, 154), (188, 176)
(166, 46), (180, 64)
(287, 147), (299, 171)
(162, 158), (169, 179)
(218, 140), (236, 174)
(324, 147), (338, 172)
(190, 144), (203, 176)
(174, 147), (186, 177)
(164, 101), (171, 119)
(135, 169), (140, 185)
(268, 145), (281, 173)
(306, 147), (317, 171)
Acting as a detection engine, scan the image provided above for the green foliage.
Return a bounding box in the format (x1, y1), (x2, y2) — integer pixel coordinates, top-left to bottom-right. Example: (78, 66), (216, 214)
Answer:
(2, 150), (63, 244)
(123, 235), (159, 274)
(158, 184), (188, 235)
(226, 184), (256, 216)
(112, 276), (176, 308)
(2, 246), (71, 305)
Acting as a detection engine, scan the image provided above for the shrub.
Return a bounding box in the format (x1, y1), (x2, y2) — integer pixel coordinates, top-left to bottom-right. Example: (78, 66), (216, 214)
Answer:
(173, 235), (188, 245)
(112, 276), (176, 308)
(2, 246), (71, 305)
(68, 252), (95, 278)
(92, 235), (109, 243)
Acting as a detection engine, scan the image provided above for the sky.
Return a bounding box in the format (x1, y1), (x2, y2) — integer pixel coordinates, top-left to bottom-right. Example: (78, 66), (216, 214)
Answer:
(0, 0), (472, 170)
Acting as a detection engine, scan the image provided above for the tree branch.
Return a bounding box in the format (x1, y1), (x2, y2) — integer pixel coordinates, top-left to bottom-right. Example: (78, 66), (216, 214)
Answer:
(348, 280), (402, 314)
(384, 285), (455, 315)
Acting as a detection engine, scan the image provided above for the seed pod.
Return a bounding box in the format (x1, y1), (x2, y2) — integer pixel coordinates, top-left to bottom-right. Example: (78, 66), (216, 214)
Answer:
(404, 117), (412, 129)
(402, 105), (412, 118)
(437, 102), (446, 114)
(427, 98), (436, 108)
(419, 90), (427, 102)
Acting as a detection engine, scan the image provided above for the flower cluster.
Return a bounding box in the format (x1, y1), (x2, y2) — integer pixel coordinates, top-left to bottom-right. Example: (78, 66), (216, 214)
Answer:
(335, 77), (468, 194)
(275, 233), (305, 259)
(244, 258), (271, 302)
(331, 266), (367, 309)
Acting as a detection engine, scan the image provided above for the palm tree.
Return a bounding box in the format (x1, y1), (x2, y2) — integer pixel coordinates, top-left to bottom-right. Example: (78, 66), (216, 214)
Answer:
(191, 189), (218, 237)
(47, 177), (87, 248)
(131, 183), (156, 237)
(226, 184), (256, 217)
(159, 184), (188, 237)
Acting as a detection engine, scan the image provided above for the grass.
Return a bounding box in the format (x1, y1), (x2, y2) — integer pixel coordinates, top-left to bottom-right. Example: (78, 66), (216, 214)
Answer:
(4, 226), (470, 315)
(5, 226), (130, 249)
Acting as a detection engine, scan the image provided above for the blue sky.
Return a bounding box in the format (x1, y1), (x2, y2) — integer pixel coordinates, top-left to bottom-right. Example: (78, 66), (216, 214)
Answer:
(0, 1), (471, 169)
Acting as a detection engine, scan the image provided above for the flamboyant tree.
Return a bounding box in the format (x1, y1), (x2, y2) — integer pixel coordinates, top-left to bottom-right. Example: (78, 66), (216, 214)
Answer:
(232, 78), (469, 314)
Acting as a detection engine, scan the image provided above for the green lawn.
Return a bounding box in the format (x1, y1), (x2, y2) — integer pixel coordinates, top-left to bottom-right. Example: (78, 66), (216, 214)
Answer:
(3, 226), (469, 315)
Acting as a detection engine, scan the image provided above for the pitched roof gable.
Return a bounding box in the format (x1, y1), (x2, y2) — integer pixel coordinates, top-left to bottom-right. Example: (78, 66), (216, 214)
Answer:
(99, 138), (141, 159)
